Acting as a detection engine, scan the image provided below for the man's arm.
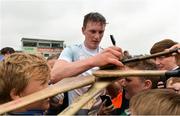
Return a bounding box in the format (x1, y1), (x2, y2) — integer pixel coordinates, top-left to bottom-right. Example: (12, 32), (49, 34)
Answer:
(51, 46), (123, 83)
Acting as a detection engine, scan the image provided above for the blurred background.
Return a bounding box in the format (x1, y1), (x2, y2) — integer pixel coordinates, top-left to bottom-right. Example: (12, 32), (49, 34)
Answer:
(1, 0), (180, 56)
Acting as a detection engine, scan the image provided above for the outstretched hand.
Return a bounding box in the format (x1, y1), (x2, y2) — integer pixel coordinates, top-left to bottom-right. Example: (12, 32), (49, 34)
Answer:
(168, 43), (180, 65)
(169, 43), (180, 53)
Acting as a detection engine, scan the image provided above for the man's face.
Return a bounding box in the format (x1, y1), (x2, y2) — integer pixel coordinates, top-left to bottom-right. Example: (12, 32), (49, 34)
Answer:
(82, 21), (105, 49)
(20, 74), (50, 110)
(154, 55), (177, 70)
(124, 77), (146, 100)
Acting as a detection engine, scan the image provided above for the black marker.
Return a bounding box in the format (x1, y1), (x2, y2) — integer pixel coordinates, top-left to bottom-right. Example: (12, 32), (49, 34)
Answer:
(110, 35), (116, 46)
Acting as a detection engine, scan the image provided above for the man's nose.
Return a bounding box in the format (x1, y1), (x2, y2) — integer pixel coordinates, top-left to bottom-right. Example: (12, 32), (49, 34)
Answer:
(94, 33), (101, 39)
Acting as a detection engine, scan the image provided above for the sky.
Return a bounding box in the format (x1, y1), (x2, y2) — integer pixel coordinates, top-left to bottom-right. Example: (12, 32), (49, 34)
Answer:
(1, 0), (180, 55)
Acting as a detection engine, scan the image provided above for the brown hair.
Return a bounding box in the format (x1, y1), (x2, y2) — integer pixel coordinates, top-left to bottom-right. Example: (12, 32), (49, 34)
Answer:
(47, 53), (60, 61)
(125, 59), (159, 89)
(0, 47), (15, 55)
(83, 12), (106, 28)
(166, 77), (180, 88)
(130, 89), (180, 115)
(150, 39), (177, 54)
(0, 53), (50, 104)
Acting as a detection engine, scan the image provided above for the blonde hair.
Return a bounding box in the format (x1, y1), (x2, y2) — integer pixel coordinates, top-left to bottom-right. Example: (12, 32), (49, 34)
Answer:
(130, 89), (180, 115)
(167, 77), (180, 87)
(0, 53), (50, 104)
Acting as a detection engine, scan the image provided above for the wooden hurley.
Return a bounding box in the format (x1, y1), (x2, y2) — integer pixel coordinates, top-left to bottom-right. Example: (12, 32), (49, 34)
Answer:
(122, 48), (180, 64)
(0, 76), (95, 114)
(100, 48), (180, 69)
(1, 69), (179, 114)
(59, 70), (172, 115)
(93, 69), (180, 78)
(93, 70), (167, 78)
(59, 81), (110, 115)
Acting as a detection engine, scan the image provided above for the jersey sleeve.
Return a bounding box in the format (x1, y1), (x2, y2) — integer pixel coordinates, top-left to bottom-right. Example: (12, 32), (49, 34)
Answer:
(59, 46), (73, 62)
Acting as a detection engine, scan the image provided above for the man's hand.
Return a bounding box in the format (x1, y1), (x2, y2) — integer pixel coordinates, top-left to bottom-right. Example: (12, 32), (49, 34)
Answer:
(90, 46), (124, 67)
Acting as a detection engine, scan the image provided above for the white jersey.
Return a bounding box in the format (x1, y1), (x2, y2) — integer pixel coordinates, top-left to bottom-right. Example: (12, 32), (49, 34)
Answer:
(59, 43), (105, 113)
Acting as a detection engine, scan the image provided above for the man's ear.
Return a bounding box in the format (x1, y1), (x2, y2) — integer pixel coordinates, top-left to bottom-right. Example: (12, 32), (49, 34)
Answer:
(144, 80), (152, 90)
(82, 27), (85, 35)
(10, 89), (21, 100)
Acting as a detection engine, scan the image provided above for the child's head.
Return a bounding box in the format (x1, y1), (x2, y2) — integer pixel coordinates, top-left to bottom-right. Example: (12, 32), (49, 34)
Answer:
(123, 59), (160, 99)
(166, 77), (180, 93)
(47, 53), (60, 69)
(150, 39), (178, 70)
(130, 89), (180, 115)
(0, 53), (50, 111)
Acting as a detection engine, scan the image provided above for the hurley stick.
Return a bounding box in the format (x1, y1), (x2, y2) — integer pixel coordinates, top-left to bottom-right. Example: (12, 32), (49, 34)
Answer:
(122, 48), (180, 64)
(1, 69), (179, 114)
(59, 69), (177, 115)
(59, 81), (110, 115)
(93, 69), (180, 78)
(0, 76), (95, 114)
(100, 48), (180, 69)
(93, 70), (166, 78)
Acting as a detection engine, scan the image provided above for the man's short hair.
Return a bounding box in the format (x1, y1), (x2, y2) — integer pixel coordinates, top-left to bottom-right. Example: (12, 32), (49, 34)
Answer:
(150, 39), (177, 54)
(83, 12), (106, 28)
(0, 47), (15, 55)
